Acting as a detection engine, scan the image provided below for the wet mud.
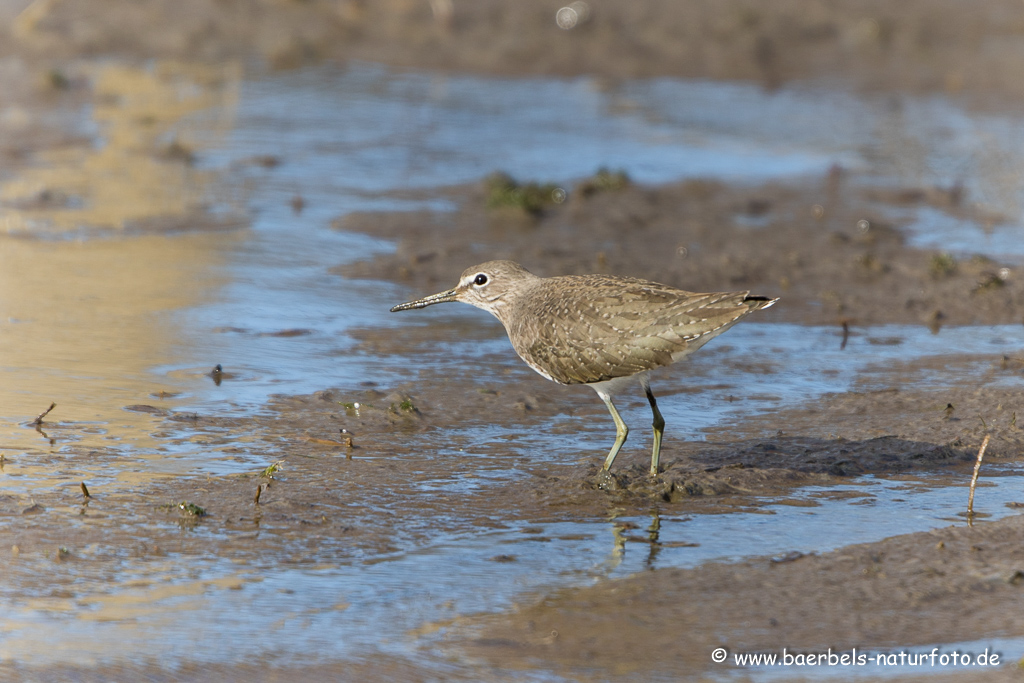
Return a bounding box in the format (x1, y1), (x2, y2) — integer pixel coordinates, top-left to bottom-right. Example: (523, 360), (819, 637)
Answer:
(451, 513), (1024, 681)
(3, 0), (1024, 680)
(8, 0), (1024, 106)
(338, 174), (1024, 328)
(8, 346), (1024, 679)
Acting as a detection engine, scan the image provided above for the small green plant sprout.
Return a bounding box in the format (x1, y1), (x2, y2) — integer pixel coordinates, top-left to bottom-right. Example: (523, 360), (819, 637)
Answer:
(340, 401), (369, 414)
(260, 461), (285, 479)
(483, 172), (562, 215)
(577, 167), (630, 196)
(47, 69), (70, 89)
(389, 397), (419, 415)
(929, 253), (957, 278)
(975, 270), (1006, 292)
(178, 502), (207, 517)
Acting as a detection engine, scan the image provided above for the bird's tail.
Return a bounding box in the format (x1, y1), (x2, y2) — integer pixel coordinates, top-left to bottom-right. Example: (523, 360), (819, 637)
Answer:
(743, 295), (779, 311)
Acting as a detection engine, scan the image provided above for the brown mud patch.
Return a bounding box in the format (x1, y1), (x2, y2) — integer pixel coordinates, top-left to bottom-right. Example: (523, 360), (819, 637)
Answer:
(338, 173), (1024, 328)
(4, 368), (1007, 559)
(9, 349), (1012, 547)
(4, 346), (1023, 679)
(7, 0), (1024, 106)
(450, 513), (1024, 681)
(4, 0), (1024, 679)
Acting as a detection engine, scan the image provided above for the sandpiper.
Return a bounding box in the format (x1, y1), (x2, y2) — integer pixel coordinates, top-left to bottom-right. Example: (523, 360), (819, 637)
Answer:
(391, 261), (777, 476)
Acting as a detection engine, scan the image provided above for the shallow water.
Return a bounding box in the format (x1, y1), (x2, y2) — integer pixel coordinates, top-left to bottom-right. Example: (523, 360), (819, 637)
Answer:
(1, 320), (1020, 497)
(3, 60), (1024, 676)
(2, 471), (1022, 672)
(5, 62), (1024, 463)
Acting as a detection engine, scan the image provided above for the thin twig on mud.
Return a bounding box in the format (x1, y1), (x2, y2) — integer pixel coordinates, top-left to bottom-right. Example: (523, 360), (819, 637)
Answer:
(32, 402), (56, 425)
(967, 434), (991, 523)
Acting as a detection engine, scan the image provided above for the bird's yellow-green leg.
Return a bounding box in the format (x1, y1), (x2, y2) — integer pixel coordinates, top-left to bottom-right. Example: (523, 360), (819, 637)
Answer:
(643, 380), (665, 476)
(598, 392), (629, 471)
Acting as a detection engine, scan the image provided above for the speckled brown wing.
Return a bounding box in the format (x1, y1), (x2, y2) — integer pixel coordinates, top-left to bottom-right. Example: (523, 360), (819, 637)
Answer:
(505, 275), (771, 385)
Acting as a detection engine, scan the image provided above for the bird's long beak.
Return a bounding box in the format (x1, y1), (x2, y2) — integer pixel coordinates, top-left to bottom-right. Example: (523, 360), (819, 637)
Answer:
(390, 287), (459, 312)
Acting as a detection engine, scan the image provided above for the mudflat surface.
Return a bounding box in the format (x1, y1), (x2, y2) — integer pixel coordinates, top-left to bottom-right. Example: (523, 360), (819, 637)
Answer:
(340, 174), (1024, 328)
(452, 513), (1024, 680)
(7, 351), (1024, 681)
(8, 0), (1024, 105)
(3, 0), (1024, 681)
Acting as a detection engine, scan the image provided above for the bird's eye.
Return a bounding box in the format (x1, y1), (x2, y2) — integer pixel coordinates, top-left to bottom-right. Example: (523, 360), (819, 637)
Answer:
(474, 273), (488, 286)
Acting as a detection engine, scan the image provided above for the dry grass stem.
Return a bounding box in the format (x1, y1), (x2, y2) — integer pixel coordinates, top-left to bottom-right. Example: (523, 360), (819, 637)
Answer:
(967, 434), (991, 521)
(32, 402), (56, 425)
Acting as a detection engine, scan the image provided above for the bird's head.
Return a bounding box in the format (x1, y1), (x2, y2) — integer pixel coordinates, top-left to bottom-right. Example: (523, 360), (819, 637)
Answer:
(390, 260), (537, 318)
